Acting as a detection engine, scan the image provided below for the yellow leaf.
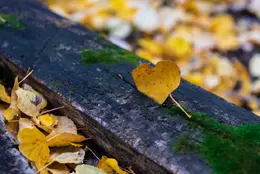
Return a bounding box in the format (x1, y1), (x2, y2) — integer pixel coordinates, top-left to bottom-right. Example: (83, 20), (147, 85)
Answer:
(23, 84), (47, 109)
(138, 39), (163, 56)
(48, 162), (69, 174)
(0, 84), (10, 103)
(98, 156), (127, 174)
(38, 113), (56, 127)
(18, 128), (50, 174)
(165, 36), (192, 59)
(132, 60), (181, 104)
(75, 164), (106, 174)
(47, 116), (77, 136)
(16, 85), (47, 117)
(4, 77), (20, 121)
(47, 132), (87, 147)
(233, 59), (251, 96)
(49, 146), (85, 164)
(32, 114), (57, 133)
(46, 116), (86, 147)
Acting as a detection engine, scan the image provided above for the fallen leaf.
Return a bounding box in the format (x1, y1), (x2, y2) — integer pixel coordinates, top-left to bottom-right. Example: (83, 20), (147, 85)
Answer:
(98, 156), (127, 174)
(0, 84), (10, 103)
(19, 117), (35, 131)
(23, 84), (47, 109)
(49, 146), (85, 164)
(35, 113), (58, 133)
(47, 132), (87, 147)
(16, 85), (47, 117)
(51, 116), (77, 135)
(75, 164), (106, 174)
(38, 113), (56, 127)
(48, 162), (69, 174)
(4, 77), (20, 121)
(18, 128), (50, 174)
(132, 60), (181, 104)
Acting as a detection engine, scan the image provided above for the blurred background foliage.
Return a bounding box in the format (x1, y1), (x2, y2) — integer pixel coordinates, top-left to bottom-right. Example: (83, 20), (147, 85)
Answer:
(46, 0), (260, 115)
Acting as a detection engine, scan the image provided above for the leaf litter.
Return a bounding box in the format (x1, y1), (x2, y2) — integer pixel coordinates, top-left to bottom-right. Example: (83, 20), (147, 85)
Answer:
(0, 73), (133, 174)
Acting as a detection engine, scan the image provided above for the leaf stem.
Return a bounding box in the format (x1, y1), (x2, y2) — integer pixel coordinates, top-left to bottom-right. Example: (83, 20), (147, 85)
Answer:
(169, 94), (192, 118)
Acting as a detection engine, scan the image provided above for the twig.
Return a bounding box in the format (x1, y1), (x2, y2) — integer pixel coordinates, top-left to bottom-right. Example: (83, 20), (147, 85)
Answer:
(18, 70), (34, 85)
(85, 145), (100, 161)
(169, 94), (192, 119)
(39, 106), (65, 115)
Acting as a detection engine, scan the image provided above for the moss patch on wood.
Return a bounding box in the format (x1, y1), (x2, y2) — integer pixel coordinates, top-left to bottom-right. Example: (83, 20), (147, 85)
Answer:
(168, 106), (260, 174)
(0, 14), (24, 30)
(81, 49), (142, 66)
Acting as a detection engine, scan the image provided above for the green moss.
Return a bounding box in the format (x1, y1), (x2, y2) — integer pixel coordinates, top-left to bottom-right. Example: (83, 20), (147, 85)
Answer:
(81, 49), (142, 66)
(51, 81), (63, 88)
(169, 107), (260, 174)
(0, 14), (24, 30)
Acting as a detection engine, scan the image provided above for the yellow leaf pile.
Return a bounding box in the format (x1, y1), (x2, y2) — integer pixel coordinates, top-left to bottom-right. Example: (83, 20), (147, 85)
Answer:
(0, 75), (130, 174)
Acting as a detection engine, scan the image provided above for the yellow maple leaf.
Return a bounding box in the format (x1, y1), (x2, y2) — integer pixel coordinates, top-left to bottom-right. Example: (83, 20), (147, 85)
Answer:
(4, 77), (20, 121)
(75, 164), (106, 174)
(132, 60), (181, 104)
(98, 156), (128, 174)
(18, 128), (50, 174)
(0, 84), (10, 103)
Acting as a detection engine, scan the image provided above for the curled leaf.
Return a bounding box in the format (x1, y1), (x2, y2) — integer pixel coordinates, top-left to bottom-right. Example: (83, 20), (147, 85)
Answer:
(4, 77), (20, 121)
(0, 84), (10, 103)
(98, 156), (128, 174)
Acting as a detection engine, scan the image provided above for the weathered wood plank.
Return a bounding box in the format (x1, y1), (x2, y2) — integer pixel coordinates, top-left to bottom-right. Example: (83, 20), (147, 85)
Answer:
(0, 0), (260, 174)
